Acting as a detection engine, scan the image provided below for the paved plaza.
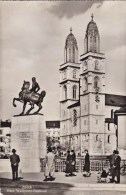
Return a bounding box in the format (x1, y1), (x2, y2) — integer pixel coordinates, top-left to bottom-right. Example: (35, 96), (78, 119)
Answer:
(0, 172), (126, 195)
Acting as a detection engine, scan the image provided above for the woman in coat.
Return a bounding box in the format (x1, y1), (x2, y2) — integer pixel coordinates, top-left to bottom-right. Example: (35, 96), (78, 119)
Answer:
(71, 150), (76, 175)
(65, 150), (76, 176)
(83, 149), (90, 176)
(65, 151), (71, 176)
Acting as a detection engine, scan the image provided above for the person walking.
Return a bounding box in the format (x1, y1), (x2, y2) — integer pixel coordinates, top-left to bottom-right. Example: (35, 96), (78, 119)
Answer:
(10, 149), (20, 181)
(83, 149), (90, 177)
(71, 150), (76, 176)
(65, 150), (71, 176)
(69, 150), (75, 176)
(43, 147), (55, 181)
(65, 150), (76, 177)
(111, 150), (121, 183)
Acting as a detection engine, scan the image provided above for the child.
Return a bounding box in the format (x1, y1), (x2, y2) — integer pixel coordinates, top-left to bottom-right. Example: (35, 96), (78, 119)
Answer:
(101, 169), (107, 178)
(97, 168), (112, 183)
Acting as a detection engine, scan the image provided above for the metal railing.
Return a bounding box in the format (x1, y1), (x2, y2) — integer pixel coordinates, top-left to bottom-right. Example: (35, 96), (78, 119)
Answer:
(40, 157), (126, 172)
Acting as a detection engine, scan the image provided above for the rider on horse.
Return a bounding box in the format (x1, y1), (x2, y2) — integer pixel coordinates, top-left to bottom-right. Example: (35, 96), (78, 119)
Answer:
(30, 77), (40, 94)
(13, 79), (46, 115)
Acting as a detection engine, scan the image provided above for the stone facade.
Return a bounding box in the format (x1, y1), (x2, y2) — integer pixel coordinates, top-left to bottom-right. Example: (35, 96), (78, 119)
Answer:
(59, 16), (119, 156)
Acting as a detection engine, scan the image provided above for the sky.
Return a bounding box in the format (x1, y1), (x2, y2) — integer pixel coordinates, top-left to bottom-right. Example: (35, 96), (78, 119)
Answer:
(0, 1), (126, 121)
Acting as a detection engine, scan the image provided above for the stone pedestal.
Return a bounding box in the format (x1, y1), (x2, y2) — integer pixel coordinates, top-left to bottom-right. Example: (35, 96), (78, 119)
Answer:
(11, 114), (46, 172)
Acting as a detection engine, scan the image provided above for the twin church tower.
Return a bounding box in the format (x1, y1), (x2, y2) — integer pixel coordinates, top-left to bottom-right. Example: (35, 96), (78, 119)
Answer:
(59, 15), (116, 155)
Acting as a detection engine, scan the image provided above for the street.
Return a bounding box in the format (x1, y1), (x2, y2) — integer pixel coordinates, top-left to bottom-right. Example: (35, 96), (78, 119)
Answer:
(0, 172), (126, 195)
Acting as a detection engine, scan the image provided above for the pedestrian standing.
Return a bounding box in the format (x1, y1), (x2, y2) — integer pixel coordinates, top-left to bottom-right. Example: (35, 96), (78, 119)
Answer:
(112, 150), (121, 183)
(65, 150), (76, 177)
(83, 149), (90, 177)
(65, 150), (71, 176)
(43, 147), (55, 181)
(10, 149), (20, 181)
(71, 150), (76, 176)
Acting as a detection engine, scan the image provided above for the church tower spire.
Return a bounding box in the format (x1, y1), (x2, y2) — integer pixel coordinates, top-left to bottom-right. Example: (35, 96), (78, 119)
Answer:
(64, 28), (78, 63)
(84, 14), (100, 53)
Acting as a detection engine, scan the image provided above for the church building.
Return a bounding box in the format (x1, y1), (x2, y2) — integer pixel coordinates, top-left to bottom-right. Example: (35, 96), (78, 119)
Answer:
(59, 15), (126, 156)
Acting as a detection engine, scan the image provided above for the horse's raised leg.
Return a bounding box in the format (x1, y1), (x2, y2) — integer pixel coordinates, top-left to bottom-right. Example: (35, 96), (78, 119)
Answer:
(34, 103), (42, 114)
(19, 101), (27, 115)
(13, 98), (22, 107)
(26, 103), (34, 115)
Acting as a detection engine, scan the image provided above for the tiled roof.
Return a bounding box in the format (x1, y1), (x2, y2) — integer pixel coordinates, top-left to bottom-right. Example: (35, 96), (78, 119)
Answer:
(105, 94), (126, 107)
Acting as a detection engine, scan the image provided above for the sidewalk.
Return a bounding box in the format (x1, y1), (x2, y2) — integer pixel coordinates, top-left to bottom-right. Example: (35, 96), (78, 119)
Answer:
(0, 172), (126, 192)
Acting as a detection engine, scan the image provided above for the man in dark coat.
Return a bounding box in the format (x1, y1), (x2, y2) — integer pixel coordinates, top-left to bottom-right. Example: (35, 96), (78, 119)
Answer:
(111, 150), (121, 183)
(83, 149), (90, 176)
(10, 149), (20, 181)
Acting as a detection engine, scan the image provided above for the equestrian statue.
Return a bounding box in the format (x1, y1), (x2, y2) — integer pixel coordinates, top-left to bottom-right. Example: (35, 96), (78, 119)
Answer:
(13, 77), (46, 115)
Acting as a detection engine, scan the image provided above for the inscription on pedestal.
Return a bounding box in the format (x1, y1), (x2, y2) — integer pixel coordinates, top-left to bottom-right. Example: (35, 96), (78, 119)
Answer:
(19, 132), (31, 147)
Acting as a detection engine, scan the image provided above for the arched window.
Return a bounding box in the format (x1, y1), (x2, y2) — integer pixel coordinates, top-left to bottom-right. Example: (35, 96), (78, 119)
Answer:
(73, 85), (77, 99)
(94, 76), (99, 89)
(95, 60), (99, 70)
(108, 135), (110, 143)
(83, 77), (88, 91)
(69, 47), (71, 62)
(96, 119), (98, 124)
(73, 69), (77, 78)
(83, 60), (88, 71)
(90, 37), (93, 51)
(73, 109), (77, 126)
(96, 105), (98, 109)
(63, 85), (67, 99)
(73, 47), (75, 63)
(96, 135), (99, 141)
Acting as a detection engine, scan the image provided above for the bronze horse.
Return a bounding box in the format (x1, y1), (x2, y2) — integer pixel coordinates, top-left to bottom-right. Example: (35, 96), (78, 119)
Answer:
(13, 81), (46, 115)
